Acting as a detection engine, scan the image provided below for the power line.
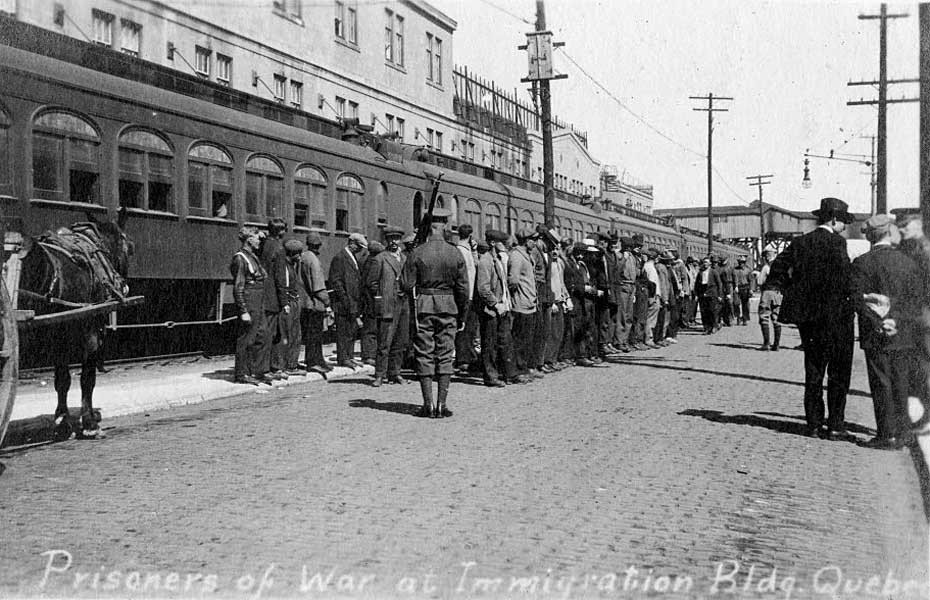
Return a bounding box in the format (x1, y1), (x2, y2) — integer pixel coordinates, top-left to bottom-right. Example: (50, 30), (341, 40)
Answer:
(474, 0), (535, 26)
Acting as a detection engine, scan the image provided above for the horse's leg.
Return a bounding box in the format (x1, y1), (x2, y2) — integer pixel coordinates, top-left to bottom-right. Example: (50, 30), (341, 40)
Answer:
(52, 361), (73, 439)
(79, 329), (100, 437)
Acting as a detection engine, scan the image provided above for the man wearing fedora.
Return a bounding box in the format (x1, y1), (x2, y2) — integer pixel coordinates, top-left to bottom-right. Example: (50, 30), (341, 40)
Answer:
(769, 197), (856, 440)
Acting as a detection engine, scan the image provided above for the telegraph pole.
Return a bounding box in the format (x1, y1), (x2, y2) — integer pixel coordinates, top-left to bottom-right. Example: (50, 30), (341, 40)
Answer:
(848, 3), (914, 213)
(921, 3), (930, 234)
(690, 93), (733, 254)
(860, 134), (877, 214)
(520, 1), (565, 228)
(747, 174), (773, 262)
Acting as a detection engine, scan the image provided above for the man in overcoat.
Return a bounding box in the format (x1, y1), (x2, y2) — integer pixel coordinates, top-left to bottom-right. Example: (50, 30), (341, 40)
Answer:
(475, 229), (519, 386)
(329, 232), (367, 367)
(769, 197), (855, 439)
(367, 227), (409, 387)
(298, 232), (330, 373)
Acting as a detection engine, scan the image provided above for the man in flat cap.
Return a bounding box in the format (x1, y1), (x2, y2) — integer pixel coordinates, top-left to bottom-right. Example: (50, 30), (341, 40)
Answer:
(769, 197), (856, 439)
(613, 236), (637, 352)
(298, 232), (331, 374)
(359, 241), (385, 366)
(852, 214), (921, 449)
(230, 226), (270, 385)
(732, 256), (753, 326)
(367, 226), (409, 386)
(641, 247), (662, 348)
(509, 227), (541, 378)
(558, 237), (580, 364)
(281, 239), (306, 376)
(402, 208), (469, 417)
(329, 232), (368, 367)
(475, 229), (520, 386)
(568, 241), (597, 365)
(694, 256), (723, 335)
(629, 234), (650, 350)
(260, 218), (290, 380)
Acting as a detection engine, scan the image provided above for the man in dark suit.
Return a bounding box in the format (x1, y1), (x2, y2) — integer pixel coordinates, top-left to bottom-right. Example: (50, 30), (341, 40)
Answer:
(693, 256), (723, 334)
(367, 227), (409, 387)
(770, 197), (856, 439)
(402, 208), (469, 418)
(328, 232), (367, 367)
(475, 229), (520, 386)
(852, 214), (921, 449)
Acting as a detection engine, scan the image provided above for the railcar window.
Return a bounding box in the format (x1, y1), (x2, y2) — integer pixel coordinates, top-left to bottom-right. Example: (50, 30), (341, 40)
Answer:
(188, 143), (232, 218)
(295, 166), (327, 229)
(335, 174), (364, 233)
(412, 191), (423, 228)
(520, 209), (533, 230)
(0, 109), (8, 187)
(507, 207), (518, 236)
(32, 110), (101, 204)
(245, 155), (285, 221)
(484, 202), (501, 233)
(119, 129), (173, 212)
(377, 182), (388, 226)
(464, 199), (482, 233)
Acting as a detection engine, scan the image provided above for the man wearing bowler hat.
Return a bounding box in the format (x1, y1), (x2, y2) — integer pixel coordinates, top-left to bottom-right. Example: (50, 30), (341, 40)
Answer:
(769, 197), (856, 439)
(367, 226), (409, 387)
(402, 207), (468, 417)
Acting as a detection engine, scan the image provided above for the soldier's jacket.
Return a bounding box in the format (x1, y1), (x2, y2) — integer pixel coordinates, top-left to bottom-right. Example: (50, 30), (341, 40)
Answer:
(402, 238), (469, 317)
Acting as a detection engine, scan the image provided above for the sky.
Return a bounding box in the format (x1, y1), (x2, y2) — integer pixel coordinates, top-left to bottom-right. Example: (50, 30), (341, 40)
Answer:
(430, 0), (921, 216)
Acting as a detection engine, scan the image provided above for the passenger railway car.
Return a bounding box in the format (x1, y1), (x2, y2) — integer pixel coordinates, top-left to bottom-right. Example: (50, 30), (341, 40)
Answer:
(0, 17), (745, 365)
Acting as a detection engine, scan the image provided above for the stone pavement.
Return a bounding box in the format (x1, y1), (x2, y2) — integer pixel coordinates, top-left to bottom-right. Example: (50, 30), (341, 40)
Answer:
(0, 322), (927, 600)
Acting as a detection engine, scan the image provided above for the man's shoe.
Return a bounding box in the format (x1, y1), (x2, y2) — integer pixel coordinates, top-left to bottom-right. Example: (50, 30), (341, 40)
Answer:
(803, 426), (821, 438)
(540, 364), (556, 374)
(371, 376), (383, 387)
(575, 358), (595, 367)
(643, 342), (659, 349)
(619, 344), (631, 353)
(286, 368), (308, 377)
(337, 361), (358, 368)
(821, 428), (851, 442)
(859, 436), (900, 450)
(528, 369), (544, 379)
(485, 379), (506, 387)
(770, 344), (779, 352)
(260, 373), (277, 384)
(508, 374), (532, 384)
(439, 406), (453, 418)
(362, 358), (375, 366)
(273, 370), (289, 380)
(388, 375), (407, 384)
(760, 344), (771, 351)
(235, 375), (262, 386)
(665, 338), (678, 344)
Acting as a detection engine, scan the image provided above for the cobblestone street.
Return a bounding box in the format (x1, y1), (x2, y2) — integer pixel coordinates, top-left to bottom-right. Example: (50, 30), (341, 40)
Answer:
(0, 323), (927, 599)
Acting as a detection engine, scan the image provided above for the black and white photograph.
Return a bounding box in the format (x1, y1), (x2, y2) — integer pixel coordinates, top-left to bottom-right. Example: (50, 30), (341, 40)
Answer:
(0, 0), (929, 598)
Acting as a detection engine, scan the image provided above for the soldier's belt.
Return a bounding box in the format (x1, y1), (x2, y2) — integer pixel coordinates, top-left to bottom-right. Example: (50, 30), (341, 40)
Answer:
(418, 288), (453, 296)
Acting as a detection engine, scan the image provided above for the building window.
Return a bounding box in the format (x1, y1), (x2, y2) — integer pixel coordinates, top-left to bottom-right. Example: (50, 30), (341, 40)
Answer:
(385, 114), (394, 136)
(294, 165), (327, 229)
(335, 1), (344, 38)
(335, 97), (346, 119)
(0, 108), (9, 187)
(118, 128), (174, 213)
(245, 155), (284, 221)
(195, 46), (211, 77)
(273, 0), (301, 19)
(334, 1), (357, 43)
(120, 19), (141, 56)
(427, 34), (442, 85)
(273, 74), (286, 101)
(188, 143), (233, 218)
(376, 182), (388, 226)
(468, 142), (475, 161)
(426, 128), (434, 147)
(347, 5), (357, 43)
(32, 110), (101, 204)
(348, 101), (359, 120)
(335, 174), (364, 233)
(216, 54), (232, 86)
(396, 118), (405, 141)
(464, 199), (482, 232)
(92, 10), (113, 47)
(435, 131), (443, 153)
(384, 9), (404, 66)
(290, 81), (303, 108)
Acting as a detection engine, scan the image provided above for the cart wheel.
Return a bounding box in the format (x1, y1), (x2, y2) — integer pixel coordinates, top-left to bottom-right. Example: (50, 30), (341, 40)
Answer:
(0, 278), (19, 449)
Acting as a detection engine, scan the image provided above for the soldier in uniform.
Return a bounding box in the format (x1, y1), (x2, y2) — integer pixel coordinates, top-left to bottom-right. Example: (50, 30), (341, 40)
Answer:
(367, 226), (409, 387)
(231, 226), (270, 385)
(402, 208), (469, 418)
(756, 248), (782, 351)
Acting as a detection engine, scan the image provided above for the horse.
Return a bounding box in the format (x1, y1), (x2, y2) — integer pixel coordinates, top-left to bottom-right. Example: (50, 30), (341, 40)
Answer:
(17, 207), (133, 439)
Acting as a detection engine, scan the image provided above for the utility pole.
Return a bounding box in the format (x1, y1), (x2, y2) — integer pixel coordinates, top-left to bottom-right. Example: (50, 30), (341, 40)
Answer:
(520, 1), (565, 228)
(860, 134), (877, 214)
(746, 174), (773, 262)
(848, 3), (914, 213)
(921, 3), (930, 234)
(690, 93), (733, 254)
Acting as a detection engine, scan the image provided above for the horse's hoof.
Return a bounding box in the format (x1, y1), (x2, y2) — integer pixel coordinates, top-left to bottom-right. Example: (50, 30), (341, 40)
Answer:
(52, 414), (73, 441)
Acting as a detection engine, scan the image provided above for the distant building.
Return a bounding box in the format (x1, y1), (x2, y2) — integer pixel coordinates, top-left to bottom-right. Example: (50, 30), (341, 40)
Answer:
(600, 166), (654, 213)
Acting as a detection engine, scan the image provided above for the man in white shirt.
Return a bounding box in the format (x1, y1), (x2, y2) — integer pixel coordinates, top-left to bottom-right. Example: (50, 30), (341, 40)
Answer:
(642, 247), (662, 349)
(453, 224), (478, 371)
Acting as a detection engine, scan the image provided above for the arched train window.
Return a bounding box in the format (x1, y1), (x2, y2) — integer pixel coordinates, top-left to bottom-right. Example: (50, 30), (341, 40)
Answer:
(464, 199), (482, 233)
(377, 182), (388, 226)
(32, 110), (101, 203)
(188, 142), (233, 218)
(485, 202), (501, 233)
(294, 165), (327, 229)
(335, 173), (364, 233)
(118, 128), (174, 212)
(246, 154), (284, 221)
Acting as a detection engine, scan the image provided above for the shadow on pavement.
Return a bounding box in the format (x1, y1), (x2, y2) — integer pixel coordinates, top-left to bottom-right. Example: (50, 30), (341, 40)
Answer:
(327, 377), (374, 385)
(611, 358), (872, 398)
(679, 409), (867, 441)
(348, 398), (421, 416)
(754, 411), (874, 436)
(200, 368), (236, 382)
(907, 443), (930, 520)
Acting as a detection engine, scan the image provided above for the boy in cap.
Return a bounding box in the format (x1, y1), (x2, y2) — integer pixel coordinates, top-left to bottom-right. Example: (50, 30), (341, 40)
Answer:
(402, 208), (469, 417)
(298, 232), (331, 373)
(852, 214), (921, 449)
(367, 226), (409, 386)
(329, 232), (368, 367)
(769, 197), (856, 439)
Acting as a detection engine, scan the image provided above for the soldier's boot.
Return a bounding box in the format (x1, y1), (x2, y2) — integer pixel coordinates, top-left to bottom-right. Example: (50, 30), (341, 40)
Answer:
(771, 325), (781, 352)
(417, 377), (435, 418)
(436, 374), (453, 418)
(759, 324), (771, 351)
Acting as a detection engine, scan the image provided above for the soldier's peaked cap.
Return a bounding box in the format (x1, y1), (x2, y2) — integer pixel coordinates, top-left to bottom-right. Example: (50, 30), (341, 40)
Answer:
(431, 207), (452, 223)
(383, 225), (405, 238)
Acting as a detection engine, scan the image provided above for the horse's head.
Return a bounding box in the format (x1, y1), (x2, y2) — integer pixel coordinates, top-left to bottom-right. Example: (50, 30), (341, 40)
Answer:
(85, 207), (134, 277)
